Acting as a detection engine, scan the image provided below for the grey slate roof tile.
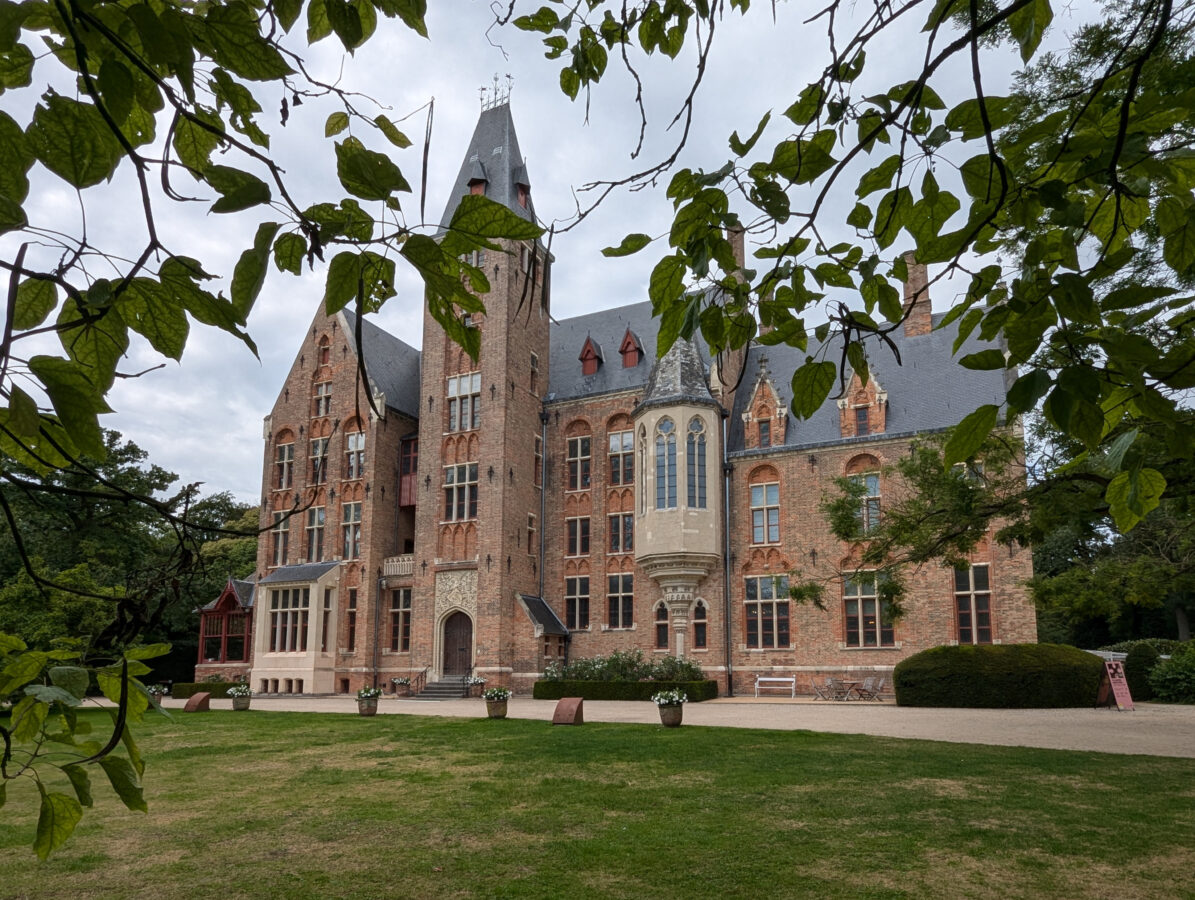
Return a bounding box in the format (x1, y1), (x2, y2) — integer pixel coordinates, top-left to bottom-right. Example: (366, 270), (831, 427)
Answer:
(340, 310), (421, 420)
(439, 101), (537, 230)
(519, 594), (569, 636)
(260, 561), (340, 585)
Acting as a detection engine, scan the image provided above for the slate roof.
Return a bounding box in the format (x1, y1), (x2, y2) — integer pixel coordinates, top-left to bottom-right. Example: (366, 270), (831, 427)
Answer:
(637, 337), (717, 412)
(518, 594), (569, 637)
(727, 312), (1009, 453)
(200, 578), (256, 611)
(340, 310), (421, 420)
(439, 101), (537, 230)
(259, 561), (340, 585)
(547, 300), (713, 402)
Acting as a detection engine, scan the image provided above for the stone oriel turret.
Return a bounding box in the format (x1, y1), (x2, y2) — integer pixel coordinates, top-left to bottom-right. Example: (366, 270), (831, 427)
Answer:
(633, 337), (722, 656)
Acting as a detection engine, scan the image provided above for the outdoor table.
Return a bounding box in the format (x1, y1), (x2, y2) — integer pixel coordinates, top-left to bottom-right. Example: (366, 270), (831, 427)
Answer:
(839, 680), (862, 700)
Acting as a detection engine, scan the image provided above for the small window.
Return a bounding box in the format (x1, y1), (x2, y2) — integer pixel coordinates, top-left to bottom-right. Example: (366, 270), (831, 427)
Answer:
(844, 573), (895, 647)
(745, 576), (790, 649)
(390, 589), (411, 652)
(851, 473), (881, 535)
(608, 513), (633, 553)
(566, 577), (589, 630)
(654, 419), (677, 509)
(608, 430), (634, 485)
(693, 601), (708, 649)
(955, 564), (993, 644)
(759, 420), (771, 449)
(567, 436), (591, 491)
(447, 373), (481, 432)
(342, 502), (362, 559)
(275, 443), (294, 490)
(655, 604), (669, 649)
(855, 406), (870, 437)
(313, 382), (332, 417)
(566, 517), (590, 556)
(750, 483), (780, 544)
(607, 574), (634, 629)
(346, 589), (357, 652)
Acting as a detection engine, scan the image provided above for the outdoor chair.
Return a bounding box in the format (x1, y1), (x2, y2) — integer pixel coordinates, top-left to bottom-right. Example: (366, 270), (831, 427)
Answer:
(810, 678), (831, 700)
(827, 677), (850, 701)
(856, 677), (879, 700)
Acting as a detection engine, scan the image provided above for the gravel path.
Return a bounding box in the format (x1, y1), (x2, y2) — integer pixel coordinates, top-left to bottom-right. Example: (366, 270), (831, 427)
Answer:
(162, 695), (1195, 758)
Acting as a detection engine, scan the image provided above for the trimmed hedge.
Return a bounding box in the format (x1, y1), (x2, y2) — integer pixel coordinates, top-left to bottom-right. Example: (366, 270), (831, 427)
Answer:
(533, 679), (718, 702)
(1124, 642), (1161, 701)
(171, 681), (241, 700)
(1149, 645), (1195, 703)
(893, 643), (1105, 708)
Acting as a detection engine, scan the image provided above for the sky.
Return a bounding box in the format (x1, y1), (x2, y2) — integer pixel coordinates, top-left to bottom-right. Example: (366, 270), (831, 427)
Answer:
(8, 1), (1093, 506)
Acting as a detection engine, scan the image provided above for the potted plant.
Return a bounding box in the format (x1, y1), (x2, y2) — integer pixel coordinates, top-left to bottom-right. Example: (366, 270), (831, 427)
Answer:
(481, 686), (510, 719)
(391, 676), (412, 697)
(467, 674), (487, 697)
(357, 685), (383, 716)
(147, 684), (168, 705)
(227, 683), (253, 711)
(651, 689), (687, 727)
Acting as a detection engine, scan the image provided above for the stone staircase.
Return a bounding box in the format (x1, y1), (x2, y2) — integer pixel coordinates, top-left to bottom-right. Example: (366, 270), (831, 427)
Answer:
(411, 675), (469, 700)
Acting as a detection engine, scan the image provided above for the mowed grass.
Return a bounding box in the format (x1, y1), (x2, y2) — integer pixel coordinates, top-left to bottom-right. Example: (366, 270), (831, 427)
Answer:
(2, 710), (1193, 900)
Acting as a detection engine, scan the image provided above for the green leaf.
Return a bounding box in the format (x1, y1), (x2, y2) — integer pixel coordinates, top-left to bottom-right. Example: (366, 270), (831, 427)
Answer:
(375, 114), (412, 148)
(123, 643), (171, 661)
(1006, 370), (1052, 414)
(273, 232), (306, 275)
(119, 720), (145, 777)
(10, 694), (47, 741)
(648, 254), (687, 313)
(959, 349), (1007, 370)
(847, 203), (872, 229)
(1007, 0), (1053, 63)
(944, 96), (1014, 140)
(943, 404), (999, 467)
(231, 222), (281, 320)
(7, 385), (40, 438)
(325, 0), (363, 50)
(325, 111), (350, 137)
(445, 194), (543, 250)
(205, 165), (271, 213)
(97, 58), (134, 126)
(873, 186), (913, 250)
(1157, 197), (1195, 274)
(34, 787), (83, 860)
(24, 684), (80, 707)
(204, 2), (294, 80)
(13, 278), (57, 329)
(0, 191), (25, 234)
(856, 155), (900, 198)
(602, 233), (652, 258)
(0, 109), (32, 203)
(730, 111), (771, 156)
(49, 665), (90, 699)
(335, 136), (410, 201)
(28, 95), (124, 189)
(26, 356), (111, 458)
(172, 109), (224, 174)
(790, 359), (836, 418)
(0, 41), (32, 91)
(62, 766), (93, 808)
(325, 252), (361, 315)
(784, 84), (825, 126)
(99, 755), (147, 813)
(1106, 468), (1167, 532)
(56, 302), (128, 391)
(275, 0), (303, 31)
(377, 0), (427, 36)
(114, 278), (190, 361)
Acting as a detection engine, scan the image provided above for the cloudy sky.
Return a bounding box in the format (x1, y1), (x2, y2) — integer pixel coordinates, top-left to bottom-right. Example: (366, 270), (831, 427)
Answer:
(12, 1), (1089, 505)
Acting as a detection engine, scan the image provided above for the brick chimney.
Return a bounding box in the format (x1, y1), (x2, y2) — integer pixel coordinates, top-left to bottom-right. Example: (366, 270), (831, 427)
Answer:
(902, 251), (932, 337)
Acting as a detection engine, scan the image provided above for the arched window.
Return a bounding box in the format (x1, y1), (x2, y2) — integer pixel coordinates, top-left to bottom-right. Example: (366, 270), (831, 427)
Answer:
(686, 418), (707, 508)
(655, 603), (669, 649)
(655, 419), (677, 509)
(693, 600), (708, 649)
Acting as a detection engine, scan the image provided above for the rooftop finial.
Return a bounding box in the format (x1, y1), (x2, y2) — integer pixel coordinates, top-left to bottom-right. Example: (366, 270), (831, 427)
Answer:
(480, 73), (513, 111)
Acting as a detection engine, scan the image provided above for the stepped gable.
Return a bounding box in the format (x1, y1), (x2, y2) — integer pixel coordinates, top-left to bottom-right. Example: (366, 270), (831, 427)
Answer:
(339, 310), (421, 420)
(547, 299), (714, 401)
(727, 312), (1009, 453)
(438, 99), (536, 229)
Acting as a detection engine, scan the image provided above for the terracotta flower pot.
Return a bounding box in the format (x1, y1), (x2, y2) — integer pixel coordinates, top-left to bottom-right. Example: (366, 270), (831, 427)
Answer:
(358, 698), (379, 716)
(658, 705), (683, 727)
(485, 699), (508, 719)
(231, 696), (251, 711)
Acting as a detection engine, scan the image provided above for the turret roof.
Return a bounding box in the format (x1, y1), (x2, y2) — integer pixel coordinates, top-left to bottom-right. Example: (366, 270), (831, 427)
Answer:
(439, 100), (536, 229)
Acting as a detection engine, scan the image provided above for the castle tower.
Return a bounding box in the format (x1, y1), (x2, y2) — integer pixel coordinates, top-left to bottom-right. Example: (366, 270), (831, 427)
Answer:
(633, 338), (722, 657)
(410, 95), (551, 686)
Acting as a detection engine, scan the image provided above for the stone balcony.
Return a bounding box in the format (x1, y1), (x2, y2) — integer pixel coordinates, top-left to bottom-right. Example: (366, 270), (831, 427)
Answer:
(382, 554), (414, 577)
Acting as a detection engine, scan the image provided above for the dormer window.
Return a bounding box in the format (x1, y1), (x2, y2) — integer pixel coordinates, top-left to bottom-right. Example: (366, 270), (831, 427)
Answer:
(517, 183), (529, 208)
(469, 180), (486, 196)
(579, 336), (603, 376)
(619, 328), (643, 368)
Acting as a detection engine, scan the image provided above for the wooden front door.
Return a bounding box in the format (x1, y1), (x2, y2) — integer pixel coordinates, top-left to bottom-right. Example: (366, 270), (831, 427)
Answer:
(442, 612), (472, 676)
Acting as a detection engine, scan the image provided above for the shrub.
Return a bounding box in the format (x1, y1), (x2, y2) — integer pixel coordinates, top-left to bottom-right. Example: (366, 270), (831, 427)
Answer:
(532, 680), (719, 702)
(650, 655), (704, 681)
(893, 644), (1105, 708)
(541, 651), (702, 683)
(1149, 644), (1195, 703)
(1123, 642), (1161, 701)
(1100, 638), (1187, 655)
(171, 681), (242, 699)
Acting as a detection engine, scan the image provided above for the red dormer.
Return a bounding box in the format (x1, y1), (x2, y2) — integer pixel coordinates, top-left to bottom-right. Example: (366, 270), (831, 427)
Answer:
(579, 336), (604, 376)
(619, 328), (643, 368)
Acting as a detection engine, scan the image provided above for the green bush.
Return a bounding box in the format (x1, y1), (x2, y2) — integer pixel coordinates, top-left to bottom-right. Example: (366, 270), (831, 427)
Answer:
(1100, 638), (1188, 655)
(893, 643), (1105, 708)
(1148, 645), (1195, 703)
(532, 679), (719, 702)
(171, 681), (242, 699)
(543, 651), (703, 683)
(1123, 642), (1161, 701)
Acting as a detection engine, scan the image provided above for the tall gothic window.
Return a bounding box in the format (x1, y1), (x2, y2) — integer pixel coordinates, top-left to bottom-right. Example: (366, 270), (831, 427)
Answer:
(655, 419), (677, 509)
(686, 418), (707, 508)
(447, 373), (481, 432)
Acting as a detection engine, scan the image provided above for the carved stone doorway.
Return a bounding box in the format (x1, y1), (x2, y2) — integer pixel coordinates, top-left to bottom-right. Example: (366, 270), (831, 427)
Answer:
(442, 611), (472, 676)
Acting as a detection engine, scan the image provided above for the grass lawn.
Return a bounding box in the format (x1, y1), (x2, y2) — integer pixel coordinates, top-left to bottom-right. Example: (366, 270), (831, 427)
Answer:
(2, 710), (1193, 899)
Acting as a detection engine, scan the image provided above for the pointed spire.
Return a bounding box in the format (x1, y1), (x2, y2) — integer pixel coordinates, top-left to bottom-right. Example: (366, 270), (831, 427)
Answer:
(439, 97), (534, 230)
(636, 338), (717, 412)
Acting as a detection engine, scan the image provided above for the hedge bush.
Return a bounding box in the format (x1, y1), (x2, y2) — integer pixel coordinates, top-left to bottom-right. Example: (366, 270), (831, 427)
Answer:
(1124, 642), (1161, 701)
(542, 650), (704, 683)
(1099, 638), (1187, 655)
(532, 679), (719, 702)
(893, 643), (1105, 708)
(171, 681), (242, 700)
(1149, 645), (1195, 703)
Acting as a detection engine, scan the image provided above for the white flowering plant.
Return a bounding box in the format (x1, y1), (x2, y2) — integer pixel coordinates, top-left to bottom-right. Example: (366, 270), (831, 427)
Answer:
(226, 684), (252, 698)
(357, 686), (383, 700)
(466, 675), (487, 686)
(146, 684), (168, 697)
(651, 689), (688, 707)
(481, 687), (510, 702)
(391, 677), (411, 686)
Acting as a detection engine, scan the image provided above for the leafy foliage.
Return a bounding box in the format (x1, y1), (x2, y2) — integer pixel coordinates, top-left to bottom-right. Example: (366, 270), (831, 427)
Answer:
(1148, 643), (1195, 702)
(542, 649), (703, 682)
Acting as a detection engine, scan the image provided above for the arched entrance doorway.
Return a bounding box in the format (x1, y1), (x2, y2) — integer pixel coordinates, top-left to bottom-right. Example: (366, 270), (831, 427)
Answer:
(442, 611), (473, 676)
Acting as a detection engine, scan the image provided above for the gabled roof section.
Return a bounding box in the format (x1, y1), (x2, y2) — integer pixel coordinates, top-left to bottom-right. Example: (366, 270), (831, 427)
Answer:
(201, 578), (256, 612)
(728, 313), (1008, 453)
(439, 100), (536, 229)
(260, 561), (340, 585)
(547, 300), (714, 401)
(339, 310), (421, 420)
(579, 335), (604, 363)
(518, 594), (569, 637)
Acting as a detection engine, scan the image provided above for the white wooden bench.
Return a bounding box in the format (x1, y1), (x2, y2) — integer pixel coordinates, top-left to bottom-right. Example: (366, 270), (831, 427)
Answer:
(754, 675), (796, 698)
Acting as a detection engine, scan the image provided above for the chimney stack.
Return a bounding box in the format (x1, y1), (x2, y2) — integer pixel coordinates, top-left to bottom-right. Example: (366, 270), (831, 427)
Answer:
(902, 251), (932, 337)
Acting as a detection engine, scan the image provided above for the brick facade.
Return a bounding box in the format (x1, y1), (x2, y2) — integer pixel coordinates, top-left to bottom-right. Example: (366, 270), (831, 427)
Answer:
(198, 99), (1035, 697)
